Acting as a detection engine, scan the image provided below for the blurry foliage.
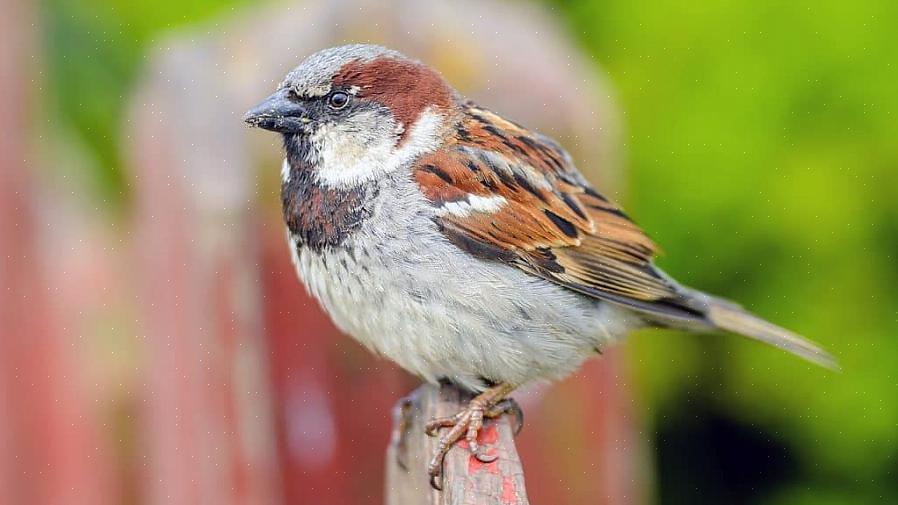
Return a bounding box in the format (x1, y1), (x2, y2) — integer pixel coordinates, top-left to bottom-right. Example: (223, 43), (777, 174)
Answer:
(41, 0), (898, 502)
(552, 0), (898, 503)
(41, 0), (251, 203)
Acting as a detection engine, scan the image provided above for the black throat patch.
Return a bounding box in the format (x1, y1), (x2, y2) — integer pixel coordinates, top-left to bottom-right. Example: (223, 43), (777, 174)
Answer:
(281, 135), (374, 251)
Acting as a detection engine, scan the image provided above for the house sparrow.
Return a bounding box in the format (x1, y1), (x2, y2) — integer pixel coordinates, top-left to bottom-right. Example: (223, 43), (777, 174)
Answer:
(245, 44), (836, 489)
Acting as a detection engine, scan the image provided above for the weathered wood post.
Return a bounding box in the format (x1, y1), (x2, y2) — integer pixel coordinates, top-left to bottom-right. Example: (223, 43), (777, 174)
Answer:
(385, 384), (528, 505)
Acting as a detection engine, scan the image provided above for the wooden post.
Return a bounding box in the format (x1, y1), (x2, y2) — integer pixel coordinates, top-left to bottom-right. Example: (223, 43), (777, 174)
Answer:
(386, 384), (528, 505)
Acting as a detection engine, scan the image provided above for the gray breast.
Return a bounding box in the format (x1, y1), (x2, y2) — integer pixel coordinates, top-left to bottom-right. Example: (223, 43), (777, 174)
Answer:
(288, 171), (638, 391)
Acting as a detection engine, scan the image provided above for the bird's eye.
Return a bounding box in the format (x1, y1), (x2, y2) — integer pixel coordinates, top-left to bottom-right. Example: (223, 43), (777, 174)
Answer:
(327, 91), (349, 110)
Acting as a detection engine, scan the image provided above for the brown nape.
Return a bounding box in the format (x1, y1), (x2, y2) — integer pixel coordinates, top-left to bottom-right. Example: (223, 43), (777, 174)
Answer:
(332, 57), (456, 142)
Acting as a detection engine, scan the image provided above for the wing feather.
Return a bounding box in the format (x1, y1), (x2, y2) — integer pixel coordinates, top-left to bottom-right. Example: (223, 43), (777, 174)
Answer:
(415, 104), (703, 321)
(413, 103), (837, 368)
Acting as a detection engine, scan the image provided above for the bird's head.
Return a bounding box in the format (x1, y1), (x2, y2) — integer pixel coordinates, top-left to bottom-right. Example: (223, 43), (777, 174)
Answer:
(245, 44), (459, 186)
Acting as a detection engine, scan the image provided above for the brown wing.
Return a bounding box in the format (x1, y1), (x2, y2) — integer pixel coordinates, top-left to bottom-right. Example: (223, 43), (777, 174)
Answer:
(415, 105), (704, 321)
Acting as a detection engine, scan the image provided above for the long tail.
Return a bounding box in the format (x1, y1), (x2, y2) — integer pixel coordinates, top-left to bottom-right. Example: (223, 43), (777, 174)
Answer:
(602, 267), (839, 370)
(702, 296), (839, 370)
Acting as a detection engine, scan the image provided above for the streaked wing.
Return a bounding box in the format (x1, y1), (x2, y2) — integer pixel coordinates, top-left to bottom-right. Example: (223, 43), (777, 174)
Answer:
(414, 104), (704, 321)
(413, 103), (840, 369)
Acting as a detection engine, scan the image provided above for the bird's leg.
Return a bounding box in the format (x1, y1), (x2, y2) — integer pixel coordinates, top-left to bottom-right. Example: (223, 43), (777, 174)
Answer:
(424, 382), (519, 490)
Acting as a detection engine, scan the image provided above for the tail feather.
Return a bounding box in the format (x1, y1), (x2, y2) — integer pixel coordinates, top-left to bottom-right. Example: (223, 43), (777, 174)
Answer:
(607, 267), (838, 370)
(705, 299), (839, 371)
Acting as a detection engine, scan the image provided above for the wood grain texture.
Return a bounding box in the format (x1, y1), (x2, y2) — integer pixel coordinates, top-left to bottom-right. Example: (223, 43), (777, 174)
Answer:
(386, 384), (528, 505)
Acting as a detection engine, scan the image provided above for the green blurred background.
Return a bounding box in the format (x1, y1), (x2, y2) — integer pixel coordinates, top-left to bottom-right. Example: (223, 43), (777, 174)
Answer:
(38, 0), (898, 503)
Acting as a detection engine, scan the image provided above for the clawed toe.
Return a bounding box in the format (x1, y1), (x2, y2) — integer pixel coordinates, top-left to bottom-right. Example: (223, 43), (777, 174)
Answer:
(426, 412), (470, 490)
(429, 472), (443, 491)
(424, 414), (459, 437)
(472, 448), (498, 463)
(424, 383), (519, 490)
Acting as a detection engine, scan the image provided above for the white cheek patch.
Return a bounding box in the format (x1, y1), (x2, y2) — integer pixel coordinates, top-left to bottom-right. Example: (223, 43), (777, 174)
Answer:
(313, 108), (445, 187)
(436, 194), (508, 218)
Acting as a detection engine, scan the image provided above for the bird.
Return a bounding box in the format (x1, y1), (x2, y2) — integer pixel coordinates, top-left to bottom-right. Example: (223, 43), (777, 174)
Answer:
(244, 44), (837, 489)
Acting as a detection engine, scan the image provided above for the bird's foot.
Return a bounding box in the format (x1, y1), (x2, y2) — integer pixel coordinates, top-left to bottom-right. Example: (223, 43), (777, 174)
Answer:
(424, 383), (521, 490)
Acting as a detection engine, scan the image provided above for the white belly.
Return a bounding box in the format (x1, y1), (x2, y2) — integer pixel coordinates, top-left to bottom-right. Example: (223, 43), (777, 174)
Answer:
(290, 222), (638, 391)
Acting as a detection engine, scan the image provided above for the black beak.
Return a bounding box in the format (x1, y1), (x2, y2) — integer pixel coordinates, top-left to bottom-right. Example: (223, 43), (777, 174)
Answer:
(244, 88), (308, 133)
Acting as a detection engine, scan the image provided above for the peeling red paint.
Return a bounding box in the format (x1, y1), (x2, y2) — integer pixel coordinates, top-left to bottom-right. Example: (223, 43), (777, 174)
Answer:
(501, 476), (518, 504)
(463, 421), (501, 475)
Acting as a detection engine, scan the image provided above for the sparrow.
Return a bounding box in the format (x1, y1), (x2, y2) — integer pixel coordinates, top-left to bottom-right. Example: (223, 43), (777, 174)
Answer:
(244, 44), (837, 489)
